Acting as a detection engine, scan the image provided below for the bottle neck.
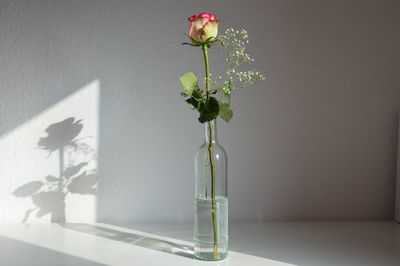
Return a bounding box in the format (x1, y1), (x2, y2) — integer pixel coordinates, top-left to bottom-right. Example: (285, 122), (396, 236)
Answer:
(205, 120), (218, 144)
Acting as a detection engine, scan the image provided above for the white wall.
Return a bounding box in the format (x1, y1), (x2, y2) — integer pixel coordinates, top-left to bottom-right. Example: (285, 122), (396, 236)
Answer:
(0, 0), (399, 223)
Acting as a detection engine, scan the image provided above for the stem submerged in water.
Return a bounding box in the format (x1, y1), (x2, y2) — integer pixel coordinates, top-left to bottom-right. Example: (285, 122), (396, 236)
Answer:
(202, 44), (219, 259)
(207, 122), (218, 258)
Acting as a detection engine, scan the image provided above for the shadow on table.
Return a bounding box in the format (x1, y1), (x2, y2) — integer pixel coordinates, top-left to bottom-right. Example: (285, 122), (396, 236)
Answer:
(0, 234), (105, 266)
(61, 223), (195, 259)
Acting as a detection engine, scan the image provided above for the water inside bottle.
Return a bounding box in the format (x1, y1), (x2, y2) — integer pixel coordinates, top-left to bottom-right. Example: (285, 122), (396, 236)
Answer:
(194, 196), (228, 260)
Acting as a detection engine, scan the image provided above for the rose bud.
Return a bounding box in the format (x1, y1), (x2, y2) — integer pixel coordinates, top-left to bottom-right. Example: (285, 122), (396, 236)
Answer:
(188, 12), (220, 42)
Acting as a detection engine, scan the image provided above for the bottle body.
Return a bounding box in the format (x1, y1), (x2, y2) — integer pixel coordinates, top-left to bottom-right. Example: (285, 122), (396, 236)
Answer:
(194, 120), (228, 260)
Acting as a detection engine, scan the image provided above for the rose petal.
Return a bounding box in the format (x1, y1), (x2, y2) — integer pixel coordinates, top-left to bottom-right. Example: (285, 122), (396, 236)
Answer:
(197, 12), (211, 19)
(201, 20), (219, 41)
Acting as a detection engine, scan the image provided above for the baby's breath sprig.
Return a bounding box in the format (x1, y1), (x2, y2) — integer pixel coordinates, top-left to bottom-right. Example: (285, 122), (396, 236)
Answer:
(215, 28), (265, 103)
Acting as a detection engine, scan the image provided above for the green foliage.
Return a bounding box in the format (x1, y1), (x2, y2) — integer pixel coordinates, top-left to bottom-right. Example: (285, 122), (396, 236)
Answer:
(199, 97), (219, 123)
(179, 71), (221, 123)
(179, 72), (198, 96)
(180, 28), (265, 124)
(191, 88), (203, 99)
(179, 71), (235, 123)
(205, 97), (219, 113)
(185, 86), (204, 110)
(218, 102), (233, 122)
(185, 97), (200, 110)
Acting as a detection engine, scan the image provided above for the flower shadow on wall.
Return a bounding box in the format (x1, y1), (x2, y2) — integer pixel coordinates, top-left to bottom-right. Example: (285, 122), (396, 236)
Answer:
(12, 117), (97, 222)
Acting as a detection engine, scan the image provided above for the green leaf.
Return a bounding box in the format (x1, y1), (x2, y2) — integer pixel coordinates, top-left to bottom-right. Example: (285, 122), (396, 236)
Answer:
(186, 88), (205, 110)
(179, 72), (198, 96)
(182, 42), (201, 47)
(191, 88), (203, 100)
(185, 97), (200, 110)
(204, 97), (219, 113)
(198, 97), (220, 123)
(199, 111), (219, 123)
(219, 102), (233, 122)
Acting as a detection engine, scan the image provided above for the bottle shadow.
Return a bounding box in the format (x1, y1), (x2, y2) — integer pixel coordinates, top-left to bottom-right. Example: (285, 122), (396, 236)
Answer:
(60, 223), (195, 259)
(12, 117), (97, 222)
(0, 234), (106, 266)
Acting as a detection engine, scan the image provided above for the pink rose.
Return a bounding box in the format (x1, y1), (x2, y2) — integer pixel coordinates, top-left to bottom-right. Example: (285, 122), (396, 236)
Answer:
(188, 12), (220, 42)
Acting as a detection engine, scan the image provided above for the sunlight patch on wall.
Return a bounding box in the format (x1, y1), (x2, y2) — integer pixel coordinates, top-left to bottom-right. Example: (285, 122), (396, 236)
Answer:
(0, 80), (100, 223)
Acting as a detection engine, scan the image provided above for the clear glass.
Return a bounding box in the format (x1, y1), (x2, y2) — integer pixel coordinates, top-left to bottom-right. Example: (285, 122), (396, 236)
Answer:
(194, 120), (228, 260)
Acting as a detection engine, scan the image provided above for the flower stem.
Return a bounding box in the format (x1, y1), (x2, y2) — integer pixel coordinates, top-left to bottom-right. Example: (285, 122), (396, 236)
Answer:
(202, 44), (218, 259)
(202, 44), (211, 98)
(207, 122), (218, 259)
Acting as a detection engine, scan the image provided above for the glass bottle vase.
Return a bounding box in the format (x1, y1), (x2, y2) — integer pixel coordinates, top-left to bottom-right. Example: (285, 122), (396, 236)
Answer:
(194, 119), (228, 260)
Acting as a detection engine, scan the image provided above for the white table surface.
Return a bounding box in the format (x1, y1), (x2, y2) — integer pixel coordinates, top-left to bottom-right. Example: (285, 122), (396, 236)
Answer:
(0, 221), (399, 266)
